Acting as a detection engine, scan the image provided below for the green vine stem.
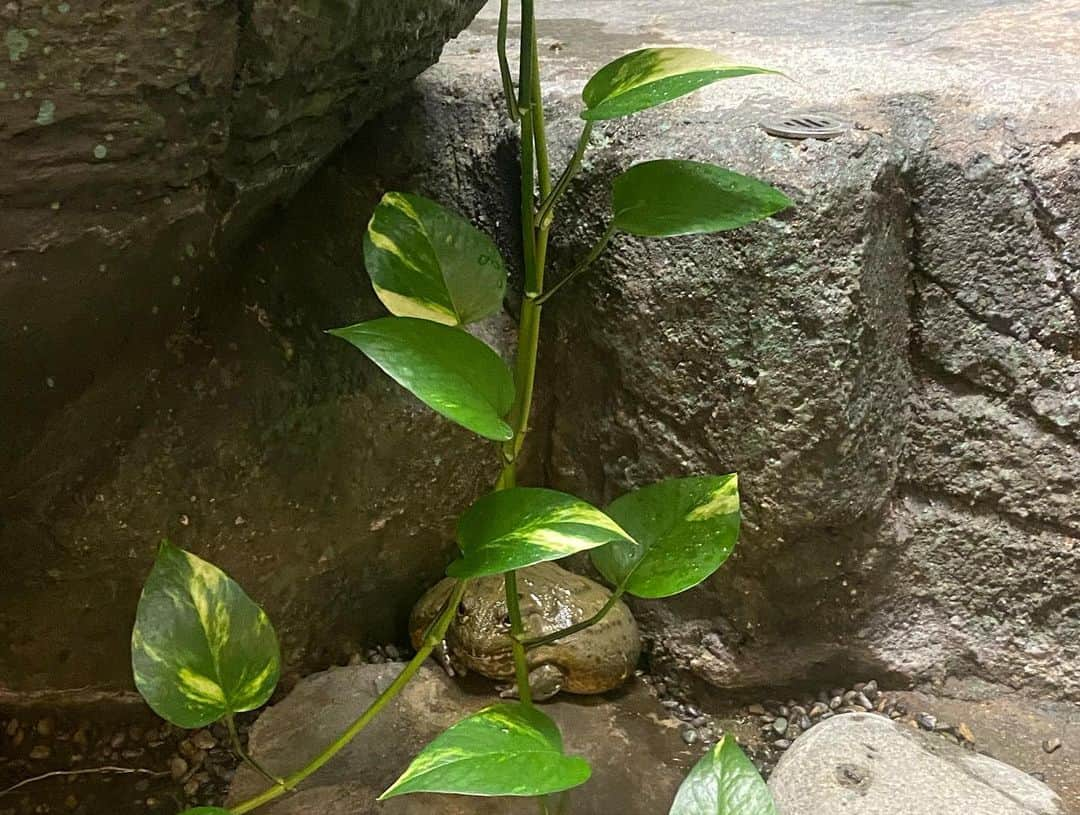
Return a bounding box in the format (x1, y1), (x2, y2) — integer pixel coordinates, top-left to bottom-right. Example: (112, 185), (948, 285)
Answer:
(229, 580), (468, 815)
(496, 0), (519, 120)
(504, 570), (534, 707)
(500, 0), (546, 709)
(519, 586), (625, 649)
(534, 222), (615, 306)
(537, 121), (594, 229)
(226, 714), (286, 790)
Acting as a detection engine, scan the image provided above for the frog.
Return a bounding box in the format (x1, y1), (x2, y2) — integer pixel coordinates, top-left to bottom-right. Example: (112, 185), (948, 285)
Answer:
(409, 561), (640, 701)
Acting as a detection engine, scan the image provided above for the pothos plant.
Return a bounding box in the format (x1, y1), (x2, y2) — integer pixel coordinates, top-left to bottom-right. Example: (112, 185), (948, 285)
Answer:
(129, 2), (791, 813)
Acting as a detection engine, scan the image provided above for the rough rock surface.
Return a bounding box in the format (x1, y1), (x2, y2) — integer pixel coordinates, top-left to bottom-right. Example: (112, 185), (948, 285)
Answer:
(768, 713), (1065, 815)
(458, 0), (1080, 701)
(0, 73), (514, 692)
(226, 663), (696, 814)
(0, 0), (484, 477)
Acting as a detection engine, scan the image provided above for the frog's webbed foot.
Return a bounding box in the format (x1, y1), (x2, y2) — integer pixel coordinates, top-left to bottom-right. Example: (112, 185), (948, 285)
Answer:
(432, 640), (466, 678)
(498, 664), (565, 702)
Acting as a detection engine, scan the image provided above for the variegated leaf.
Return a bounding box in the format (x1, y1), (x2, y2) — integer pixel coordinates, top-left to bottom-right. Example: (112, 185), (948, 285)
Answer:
(131, 541), (280, 729)
(380, 703), (590, 799)
(582, 47), (778, 121)
(592, 475), (740, 598)
(669, 734), (777, 815)
(447, 487), (635, 578)
(327, 316), (515, 442)
(364, 192), (507, 326)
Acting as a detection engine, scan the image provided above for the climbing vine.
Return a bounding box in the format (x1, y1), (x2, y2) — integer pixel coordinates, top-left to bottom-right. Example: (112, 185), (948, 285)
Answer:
(129, 2), (790, 812)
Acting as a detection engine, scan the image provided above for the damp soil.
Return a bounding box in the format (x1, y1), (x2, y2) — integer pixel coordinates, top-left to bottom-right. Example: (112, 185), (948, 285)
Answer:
(6, 655), (1075, 814)
(0, 703), (245, 815)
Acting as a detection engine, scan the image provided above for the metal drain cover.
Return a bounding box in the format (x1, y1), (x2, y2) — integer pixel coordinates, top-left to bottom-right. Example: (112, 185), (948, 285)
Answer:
(760, 112), (850, 140)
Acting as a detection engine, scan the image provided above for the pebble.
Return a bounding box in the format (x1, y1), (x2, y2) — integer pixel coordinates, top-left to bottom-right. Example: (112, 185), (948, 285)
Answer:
(747, 704), (766, 715)
(680, 725), (699, 745)
(916, 713), (938, 731)
(5, 718), (19, 737)
(771, 717), (789, 736)
(35, 718), (55, 737)
(192, 729), (217, 750)
(178, 738), (199, 758)
(170, 756), (190, 780)
(1042, 737), (1062, 754)
(774, 739), (792, 749)
(29, 744), (51, 759)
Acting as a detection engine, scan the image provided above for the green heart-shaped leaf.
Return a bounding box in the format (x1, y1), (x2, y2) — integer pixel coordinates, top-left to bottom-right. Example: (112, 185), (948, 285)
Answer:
(582, 47), (778, 121)
(592, 475), (740, 598)
(364, 192), (507, 326)
(447, 487), (635, 578)
(613, 160), (791, 238)
(381, 703), (591, 799)
(669, 734), (777, 815)
(131, 542), (280, 729)
(328, 316), (515, 442)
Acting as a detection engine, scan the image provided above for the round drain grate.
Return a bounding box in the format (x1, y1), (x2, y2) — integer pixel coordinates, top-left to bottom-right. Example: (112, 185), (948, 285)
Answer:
(760, 112), (850, 140)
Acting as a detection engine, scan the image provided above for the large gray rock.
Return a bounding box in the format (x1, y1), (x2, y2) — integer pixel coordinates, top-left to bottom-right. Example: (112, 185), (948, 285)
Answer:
(768, 713), (1065, 815)
(0, 74), (514, 693)
(226, 663), (697, 814)
(455, 0), (1080, 701)
(0, 0), (484, 480)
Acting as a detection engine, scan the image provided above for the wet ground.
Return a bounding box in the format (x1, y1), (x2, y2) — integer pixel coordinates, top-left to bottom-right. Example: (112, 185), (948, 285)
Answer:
(5, 656), (1076, 814)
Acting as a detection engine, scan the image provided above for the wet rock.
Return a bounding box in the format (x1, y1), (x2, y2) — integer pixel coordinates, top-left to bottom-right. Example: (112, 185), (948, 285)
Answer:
(769, 714), (1065, 814)
(228, 663), (695, 814)
(170, 756), (190, 781)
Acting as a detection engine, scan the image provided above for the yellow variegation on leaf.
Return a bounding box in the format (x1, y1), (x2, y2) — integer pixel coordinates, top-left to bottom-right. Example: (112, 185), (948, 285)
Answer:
(582, 47), (779, 121)
(447, 487), (636, 578)
(591, 474), (740, 598)
(364, 192), (507, 326)
(131, 541), (280, 729)
(381, 703), (590, 798)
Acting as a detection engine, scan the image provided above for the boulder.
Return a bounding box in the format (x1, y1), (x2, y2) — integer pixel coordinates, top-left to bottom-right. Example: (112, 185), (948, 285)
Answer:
(0, 0), (484, 481)
(226, 663), (698, 814)
(768, 713), (1065, 815)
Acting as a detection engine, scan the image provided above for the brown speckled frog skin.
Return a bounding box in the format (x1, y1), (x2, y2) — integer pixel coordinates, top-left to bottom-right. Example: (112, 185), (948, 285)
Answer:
(409, 562), (640, 700)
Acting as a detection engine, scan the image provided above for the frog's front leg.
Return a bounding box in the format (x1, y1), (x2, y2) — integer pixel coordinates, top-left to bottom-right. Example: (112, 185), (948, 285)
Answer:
(498, 663), (565, 702)
(432, 639), (468, 678)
